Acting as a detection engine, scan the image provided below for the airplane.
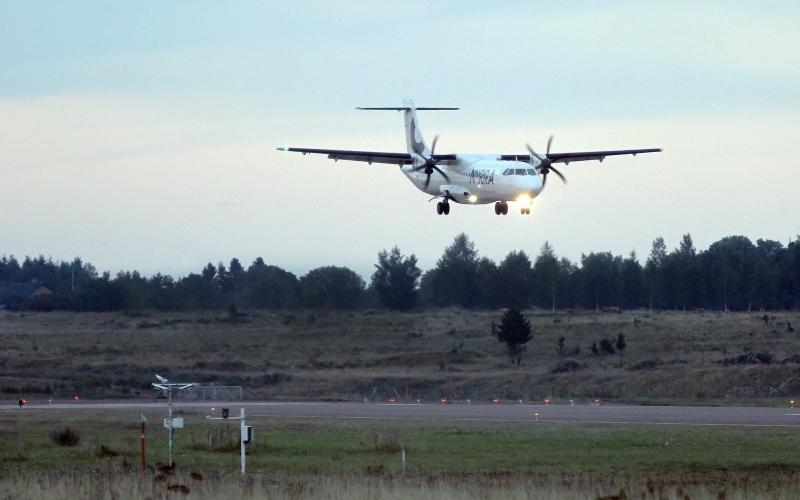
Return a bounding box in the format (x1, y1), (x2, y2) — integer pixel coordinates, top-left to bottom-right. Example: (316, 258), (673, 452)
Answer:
(278, 99), (661, 215)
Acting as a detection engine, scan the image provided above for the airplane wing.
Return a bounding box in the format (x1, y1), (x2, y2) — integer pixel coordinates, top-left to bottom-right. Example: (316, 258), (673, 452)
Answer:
(278, 147), (458, 165)
(499, 148), (661, 164)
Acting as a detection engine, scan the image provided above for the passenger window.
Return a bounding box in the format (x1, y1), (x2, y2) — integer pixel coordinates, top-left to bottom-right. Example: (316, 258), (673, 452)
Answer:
(515, 169), (526, 175)
(526, 169), (536, 175)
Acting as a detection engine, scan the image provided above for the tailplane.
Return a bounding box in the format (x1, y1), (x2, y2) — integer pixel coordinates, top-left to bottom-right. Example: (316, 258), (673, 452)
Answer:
(357, 99), (458, 156)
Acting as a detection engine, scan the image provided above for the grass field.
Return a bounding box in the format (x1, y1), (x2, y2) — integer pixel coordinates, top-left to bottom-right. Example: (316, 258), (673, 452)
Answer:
(2, 309), (800, 404)
(2, 411), (800, 498)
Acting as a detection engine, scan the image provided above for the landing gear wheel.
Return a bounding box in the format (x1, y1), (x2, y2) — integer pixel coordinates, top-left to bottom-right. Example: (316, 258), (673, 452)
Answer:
(501, 202), (508, 215)
(443, 202), (450, 215)
(520, 207), (531, 215)
(436, 202), (444, 215)
(494, 202), (501, 215)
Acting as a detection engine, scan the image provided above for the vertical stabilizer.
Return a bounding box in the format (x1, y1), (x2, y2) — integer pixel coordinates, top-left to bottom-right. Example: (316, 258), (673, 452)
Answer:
(402, 99), (428, 156)
(356, 100), (458, 157)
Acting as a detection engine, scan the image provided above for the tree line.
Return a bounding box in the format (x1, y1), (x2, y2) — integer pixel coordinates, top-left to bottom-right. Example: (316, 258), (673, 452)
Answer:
(1, 232), (799, 311)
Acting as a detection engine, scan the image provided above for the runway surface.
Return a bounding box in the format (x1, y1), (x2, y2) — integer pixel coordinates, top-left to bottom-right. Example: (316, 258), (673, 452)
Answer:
(4, 400), (800, 427)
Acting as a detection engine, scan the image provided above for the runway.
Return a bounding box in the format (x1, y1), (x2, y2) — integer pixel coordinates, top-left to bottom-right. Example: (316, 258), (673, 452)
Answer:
(4, 400), (800, 427)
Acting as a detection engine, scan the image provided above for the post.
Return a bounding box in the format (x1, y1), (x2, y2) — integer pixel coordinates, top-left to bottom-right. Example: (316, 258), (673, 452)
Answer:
(401, 447), (406, 474)
(240, 407), (246, 475)
(167, 385), (173, 466)
(140, 415), (146, 471)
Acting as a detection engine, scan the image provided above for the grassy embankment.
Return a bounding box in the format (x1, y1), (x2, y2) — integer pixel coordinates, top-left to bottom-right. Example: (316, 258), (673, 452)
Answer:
(2, 411), (800, 498)
(2, 309), (800, 404)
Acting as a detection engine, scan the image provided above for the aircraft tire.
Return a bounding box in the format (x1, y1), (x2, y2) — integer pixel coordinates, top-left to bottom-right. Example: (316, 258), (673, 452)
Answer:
(436, 202), (444, 215)
(443, 203), (450, 215)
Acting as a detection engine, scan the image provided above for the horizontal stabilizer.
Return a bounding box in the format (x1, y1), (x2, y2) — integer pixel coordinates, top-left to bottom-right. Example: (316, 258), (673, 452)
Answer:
(357, 107), (459, 111)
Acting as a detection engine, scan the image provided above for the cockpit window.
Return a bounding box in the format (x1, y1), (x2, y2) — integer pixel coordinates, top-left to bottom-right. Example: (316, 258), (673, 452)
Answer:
(514, 169), (527, 175)
(526, 169), (536, 175)
(502, 169), (511, 175)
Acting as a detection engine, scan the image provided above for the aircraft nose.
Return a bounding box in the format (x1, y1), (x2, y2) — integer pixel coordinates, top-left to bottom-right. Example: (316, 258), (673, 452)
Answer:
(528, 173), (543, 193)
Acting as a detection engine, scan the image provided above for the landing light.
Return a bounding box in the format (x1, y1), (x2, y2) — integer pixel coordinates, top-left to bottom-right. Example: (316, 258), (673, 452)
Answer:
(468, 195), (478, 203)
(516, 194), (532, 207)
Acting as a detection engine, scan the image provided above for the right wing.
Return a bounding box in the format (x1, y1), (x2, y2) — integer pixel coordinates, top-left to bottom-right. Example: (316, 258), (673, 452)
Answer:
(277, 147), (457, 165)
(499, 148), (661, 164)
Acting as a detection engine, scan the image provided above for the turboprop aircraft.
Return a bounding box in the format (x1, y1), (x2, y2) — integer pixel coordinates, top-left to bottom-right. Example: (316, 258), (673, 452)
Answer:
(278, 100), (661, 215)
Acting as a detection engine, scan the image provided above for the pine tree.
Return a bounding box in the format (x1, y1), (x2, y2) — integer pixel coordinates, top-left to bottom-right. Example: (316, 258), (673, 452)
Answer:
(496, 308), (532, 365)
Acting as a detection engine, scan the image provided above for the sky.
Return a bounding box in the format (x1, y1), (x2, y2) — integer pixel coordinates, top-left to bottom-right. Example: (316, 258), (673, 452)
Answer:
(1, 1), (799, 279)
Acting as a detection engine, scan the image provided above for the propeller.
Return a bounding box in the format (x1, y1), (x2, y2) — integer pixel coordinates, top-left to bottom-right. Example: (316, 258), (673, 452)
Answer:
(412, 134), (450, 188)
(526, 134), (566, 188)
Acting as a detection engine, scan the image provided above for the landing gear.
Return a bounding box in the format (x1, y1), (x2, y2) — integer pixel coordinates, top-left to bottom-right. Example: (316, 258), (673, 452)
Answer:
(436, 201), (451, 215)
(494, 202), (508, 215)
(520, 207), (531, 215)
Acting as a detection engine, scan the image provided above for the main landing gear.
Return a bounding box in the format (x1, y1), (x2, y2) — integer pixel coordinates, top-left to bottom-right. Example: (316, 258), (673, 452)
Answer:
(436, 201), (451, 215)
(494, 202), (509, 215)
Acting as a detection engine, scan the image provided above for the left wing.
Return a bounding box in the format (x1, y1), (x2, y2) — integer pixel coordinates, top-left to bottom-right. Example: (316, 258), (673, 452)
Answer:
(500, 148), (661, 164)
(278, 147), (459, 165)
(278, 147), (413, 165)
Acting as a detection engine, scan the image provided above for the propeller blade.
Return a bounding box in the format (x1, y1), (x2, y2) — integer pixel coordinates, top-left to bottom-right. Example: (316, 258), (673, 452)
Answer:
(526, 143), (544, 161)
(546, 135), (553, 155)
(550, 165), (567, 184)
(424, 173), (432, 188)
(432, 165), (450, 182)
(541, 172), (547, 189)
(430, 135), (439, 156)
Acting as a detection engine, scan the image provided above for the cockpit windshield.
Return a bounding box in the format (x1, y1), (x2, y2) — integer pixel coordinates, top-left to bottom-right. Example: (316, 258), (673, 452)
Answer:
(514, 169), (527, 175)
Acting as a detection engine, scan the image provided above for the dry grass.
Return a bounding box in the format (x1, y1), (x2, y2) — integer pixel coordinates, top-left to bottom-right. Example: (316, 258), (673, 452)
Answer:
(2, 470), (800, 500)
(2, 309), (800, 403)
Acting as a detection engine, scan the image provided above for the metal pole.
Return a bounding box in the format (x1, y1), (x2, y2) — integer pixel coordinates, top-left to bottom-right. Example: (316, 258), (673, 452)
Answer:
(240, 407), (246, 475)
(168, 386), (173, 466)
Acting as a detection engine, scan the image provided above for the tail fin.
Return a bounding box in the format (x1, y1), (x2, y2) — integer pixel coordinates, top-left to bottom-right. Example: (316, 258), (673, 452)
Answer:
(357, 99), (458, 156)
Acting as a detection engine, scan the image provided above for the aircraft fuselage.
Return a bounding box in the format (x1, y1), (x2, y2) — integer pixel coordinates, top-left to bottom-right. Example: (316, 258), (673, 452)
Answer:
(401, 156), (543, 206)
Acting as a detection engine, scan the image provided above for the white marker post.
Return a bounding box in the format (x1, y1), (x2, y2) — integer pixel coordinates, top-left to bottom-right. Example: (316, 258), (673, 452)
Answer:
(239, 408), (246, 474)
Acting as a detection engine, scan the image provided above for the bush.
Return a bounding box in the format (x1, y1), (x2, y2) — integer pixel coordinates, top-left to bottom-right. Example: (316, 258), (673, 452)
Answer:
(629, 359), (660, 371)
(550, 360), (584, 374)
(721, 351), (773, 366)
(49, 426), (81, 447)
(599, 338), (616, 355)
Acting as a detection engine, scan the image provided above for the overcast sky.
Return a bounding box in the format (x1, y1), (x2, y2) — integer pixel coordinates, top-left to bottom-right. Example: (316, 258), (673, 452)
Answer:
(1, 1), (798, 279)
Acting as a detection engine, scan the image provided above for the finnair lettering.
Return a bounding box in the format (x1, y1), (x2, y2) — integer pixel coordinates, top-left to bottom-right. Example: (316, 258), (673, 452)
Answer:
(469, 169), (494, 185)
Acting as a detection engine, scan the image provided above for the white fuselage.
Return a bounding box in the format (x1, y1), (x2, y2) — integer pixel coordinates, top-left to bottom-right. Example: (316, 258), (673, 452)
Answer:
(401, 155), (544, 205)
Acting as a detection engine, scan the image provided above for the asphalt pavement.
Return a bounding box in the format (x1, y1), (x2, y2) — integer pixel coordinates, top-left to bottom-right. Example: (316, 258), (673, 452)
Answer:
(4, 400), (800, 427)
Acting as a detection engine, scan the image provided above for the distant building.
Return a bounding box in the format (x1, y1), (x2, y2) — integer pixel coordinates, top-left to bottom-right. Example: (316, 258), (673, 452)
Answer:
(0, 282), (54, 307)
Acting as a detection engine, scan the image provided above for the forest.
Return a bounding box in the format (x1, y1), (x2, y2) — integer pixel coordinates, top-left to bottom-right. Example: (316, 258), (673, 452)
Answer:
(1, 233), (799, 312)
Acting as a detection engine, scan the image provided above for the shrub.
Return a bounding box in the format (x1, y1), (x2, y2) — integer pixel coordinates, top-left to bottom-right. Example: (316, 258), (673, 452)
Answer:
(550, 360), (584, 374)
(50, 426), (81, 447)
(96, 445), (119, 458)
(629, 360), (660, 371)
(722, 351), (773, 366)
(599, 338), (616, 355)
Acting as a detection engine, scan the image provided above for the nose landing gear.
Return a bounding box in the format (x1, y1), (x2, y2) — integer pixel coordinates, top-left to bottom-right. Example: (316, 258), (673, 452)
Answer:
(436, 201), (451, 215)
(520, 207), (531, 215)
(494, 202), (509, 215)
